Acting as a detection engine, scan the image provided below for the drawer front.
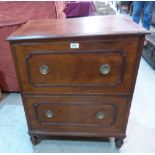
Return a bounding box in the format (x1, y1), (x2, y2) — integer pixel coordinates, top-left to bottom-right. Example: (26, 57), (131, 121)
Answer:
(24, 96), (128, 134)
(14, 36), (140, 94)
(24, 51), (124, 87)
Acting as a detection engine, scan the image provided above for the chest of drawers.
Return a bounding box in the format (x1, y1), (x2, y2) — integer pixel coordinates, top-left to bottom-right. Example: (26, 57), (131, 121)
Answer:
(8, 15), (148, 148)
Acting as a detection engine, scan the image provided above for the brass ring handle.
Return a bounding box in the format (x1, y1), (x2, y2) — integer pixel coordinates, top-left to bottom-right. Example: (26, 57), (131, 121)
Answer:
(99, 64), (110, 75)
(40, 65), (49, 75)
(96, 112), (105, 120)
(45, 110), (54, 118)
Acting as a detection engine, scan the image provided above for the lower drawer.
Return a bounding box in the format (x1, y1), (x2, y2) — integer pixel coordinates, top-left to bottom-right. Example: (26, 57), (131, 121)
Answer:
(24, 95), (129, 135)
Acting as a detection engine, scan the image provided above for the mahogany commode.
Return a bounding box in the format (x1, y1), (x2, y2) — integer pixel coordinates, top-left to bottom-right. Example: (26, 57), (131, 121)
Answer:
(7, 15), (148, 148)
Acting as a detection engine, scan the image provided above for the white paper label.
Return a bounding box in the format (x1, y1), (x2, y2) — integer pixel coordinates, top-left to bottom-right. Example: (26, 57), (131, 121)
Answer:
(70, 43), (79, 49)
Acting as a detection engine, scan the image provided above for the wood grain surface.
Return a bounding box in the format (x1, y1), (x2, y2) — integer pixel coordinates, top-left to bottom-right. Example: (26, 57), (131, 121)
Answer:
(7, 15), (148, 41)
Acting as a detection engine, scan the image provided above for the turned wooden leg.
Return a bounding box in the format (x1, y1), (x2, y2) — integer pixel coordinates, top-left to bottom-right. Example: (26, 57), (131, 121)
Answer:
(115, 137), (124, 149)
(30, 135), (41, 145)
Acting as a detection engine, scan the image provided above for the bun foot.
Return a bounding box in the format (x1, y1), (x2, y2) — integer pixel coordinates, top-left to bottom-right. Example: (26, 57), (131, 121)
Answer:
(115, 138), (124, 149)
(30, 135), (41, 145)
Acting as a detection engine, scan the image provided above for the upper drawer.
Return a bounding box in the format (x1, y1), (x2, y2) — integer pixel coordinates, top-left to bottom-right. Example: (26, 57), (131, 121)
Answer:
(13, 36), (140, 94)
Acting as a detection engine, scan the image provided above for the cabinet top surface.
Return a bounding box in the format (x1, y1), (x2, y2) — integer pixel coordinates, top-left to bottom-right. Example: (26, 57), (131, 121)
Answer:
(7, 15), (148, 41)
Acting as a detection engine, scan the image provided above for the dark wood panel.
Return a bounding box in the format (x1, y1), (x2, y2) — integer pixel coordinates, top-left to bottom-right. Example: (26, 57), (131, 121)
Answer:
(35, 103), (116, 127)
(28, 130), (126, 139)
(13, 36), (140, 94)
(26, 50), (125, 87)
(24, 95), (128, 134)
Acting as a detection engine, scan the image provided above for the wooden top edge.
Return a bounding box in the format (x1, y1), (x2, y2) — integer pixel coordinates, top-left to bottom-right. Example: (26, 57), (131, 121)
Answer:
(7, 15), (150, 41)
(7, 32), (149, 41)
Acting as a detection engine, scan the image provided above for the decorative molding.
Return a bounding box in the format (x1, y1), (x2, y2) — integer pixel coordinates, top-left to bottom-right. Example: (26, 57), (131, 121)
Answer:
(25, 49), (126, 88)
(33, 101), (118, 128)
(23, 92), (131, 96)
